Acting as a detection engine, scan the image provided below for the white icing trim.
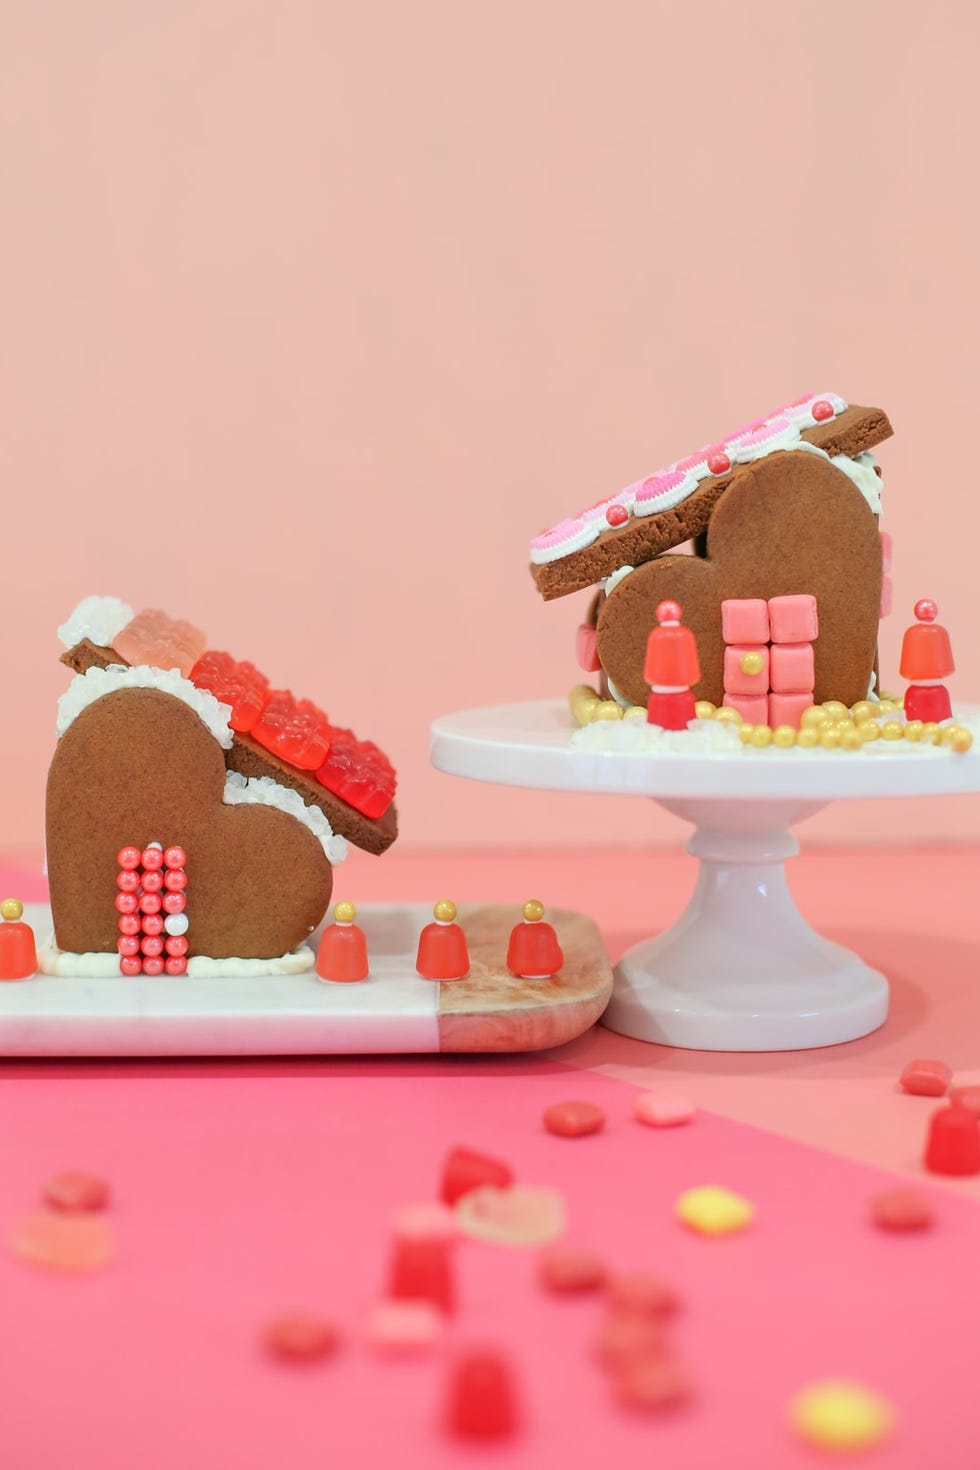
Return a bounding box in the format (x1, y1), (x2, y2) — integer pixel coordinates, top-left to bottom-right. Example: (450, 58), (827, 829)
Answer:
(57, 596), (134, 650)
(222, 771), (348, 866)
(37, 938), (315, 978)
(605, 677), (632, 711)
(56, 664), (234, 748)
(602, 565), (635, 596)
(830, 451), (882, 515)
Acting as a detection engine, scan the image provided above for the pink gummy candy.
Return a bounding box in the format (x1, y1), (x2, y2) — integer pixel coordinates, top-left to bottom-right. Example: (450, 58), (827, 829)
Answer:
(113, 609), (207, 677)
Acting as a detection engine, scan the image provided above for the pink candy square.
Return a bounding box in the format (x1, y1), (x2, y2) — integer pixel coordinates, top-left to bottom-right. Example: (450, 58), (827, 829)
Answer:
(769, 642), (814, 694)
(721, 598), (770, 645)
(723, 644), (769, 696)
(724, 694), (768, 725)
(768, 693), (812, 730)
(576, 624), (601, 673)
(768, 595), (818, 644)
(880, 574), (893, 618)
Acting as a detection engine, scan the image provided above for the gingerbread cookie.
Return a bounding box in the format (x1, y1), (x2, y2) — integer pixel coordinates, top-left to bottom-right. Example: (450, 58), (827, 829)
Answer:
(47, 688), (334, 959)
(530, 395), (892, 600)
(595, 450), (882, 708)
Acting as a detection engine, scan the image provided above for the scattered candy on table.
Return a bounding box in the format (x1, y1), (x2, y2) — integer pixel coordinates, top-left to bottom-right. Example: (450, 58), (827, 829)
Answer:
(950, 1084), (980, 1116)
(675, 1185), (755, 1236)
(365, 1299), (442, 1354)
(788, 1379), (894, 1452)
(12, 1209), (115, 1273)
(392, 1199), (458, 1241)
(0, 898), (37, 980)
(455, 1183), (567, 1248)
(615, 1355), (692, 1412)
(42, 1171), (110, 1213)
(607, 1271), (680, 1318)
(633, 1091), (695, 1128)
(593, 1309), (667, 1370)
(899, 1057), (952, 1096)
(440, 1145), (514, 1206)
(506, 899), (564, 979)
(262, 1314), (342, 1363)
(538, 1244), (606, 1294)
(445, 1347), (521, 1441)
(415, 900), (470, 981)
(923, 1103), (980, 1176)
(387, 1234), (455, 1313)
(542, 1099), (606, 1137)
(314, 900), (369, 983)
(870, 1188), (934, 1232)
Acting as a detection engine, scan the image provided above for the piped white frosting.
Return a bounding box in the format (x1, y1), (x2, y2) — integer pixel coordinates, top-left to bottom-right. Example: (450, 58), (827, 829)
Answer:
(222, 771), (347, 865)
(37, 939), (315, 978)
(57, 596), (134, 651)
(56, 664), (235, 748)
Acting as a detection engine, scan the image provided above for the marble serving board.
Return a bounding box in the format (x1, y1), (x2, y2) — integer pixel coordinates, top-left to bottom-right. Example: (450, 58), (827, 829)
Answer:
(7, 904), (612, 1056)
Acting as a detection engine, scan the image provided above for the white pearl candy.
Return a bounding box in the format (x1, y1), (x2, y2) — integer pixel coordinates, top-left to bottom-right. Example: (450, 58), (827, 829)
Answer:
(164, 912), (189, 936)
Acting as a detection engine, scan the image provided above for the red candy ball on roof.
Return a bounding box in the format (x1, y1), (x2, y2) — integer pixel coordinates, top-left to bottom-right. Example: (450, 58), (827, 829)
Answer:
(811, 398), (834, 422)
(605, 504), (629, 528)
(706, 450), (731, 476)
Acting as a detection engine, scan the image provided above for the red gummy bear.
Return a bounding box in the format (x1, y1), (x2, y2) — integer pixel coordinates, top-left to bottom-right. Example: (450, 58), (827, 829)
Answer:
(190, 650), (270, 733)
(315, 727), (396, 819)
(252, 691), (332, 771)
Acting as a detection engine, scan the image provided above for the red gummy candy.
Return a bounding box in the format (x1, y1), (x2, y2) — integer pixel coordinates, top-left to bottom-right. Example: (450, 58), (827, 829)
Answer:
(615, 1354), (692, 1411)
(440, 1146), (514, 1206)
(924, 1104), (980, 1176)
(900, 1058), (952, 1097)
(539, 1244), (606, 1294)
(388, 1236), (454, 1314)
(607, 1271), (681, 1318)
(190, 650), (270, 733)
(870, 1188), (934, 1231)
(315, 727), (396, 819)
(542, 1100), (606, 1138)
(252, 691), (331, 771)
(263, 1314), (341, 1363)
(446, 1348), (520, 1440)
(113, 609), (206, 677)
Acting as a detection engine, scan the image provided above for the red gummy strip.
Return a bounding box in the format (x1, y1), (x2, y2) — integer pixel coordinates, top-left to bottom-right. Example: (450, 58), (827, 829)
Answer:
(440, 1146), (514, 1206)
(252, 691), (332, 771)
(262, 1314), (341, 1362)
(315, 727), (396, 819)
(42, 1172), (110, 1213)
(542, 1100), (606, 1137)
(190, 651), (270, 734)
(900, 1058), (952, 1096)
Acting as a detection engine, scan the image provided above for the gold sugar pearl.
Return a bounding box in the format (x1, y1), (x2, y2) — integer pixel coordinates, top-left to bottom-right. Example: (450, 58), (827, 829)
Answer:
(950, 728), (974, 753)
(878, 691), (900, 704)
(876, 700), (897, 715)
(820, 728), (842, 749)
(880, 721), (904, 741)
(920, 723), (940, 743)
(903, 721), (924, 742)
(850, 701), (877, 724)
(796, 727), (820, 748)
(840, 727), (863, 751)
(715, 706), (742, 725)
(522, 899), (546, 922)
(695, 700), (717, 720)
(856, 721), (880, 742)
(594, 700), (624, 721)
(740, 652), (764, 676)
(624, 705), (646, 720)
(333, 900), (357, 924)
(940, 724), (963, 746)
(800, 705), (829, 729)
(433, 899), (457, 923)
(773, 725), (796, 748)
(0, 898), (23, 921)
(822, 701), (849, 720)
(738, 724), (756, 744)
(750, 726), (772, 748)
(570, 685), (600, 725)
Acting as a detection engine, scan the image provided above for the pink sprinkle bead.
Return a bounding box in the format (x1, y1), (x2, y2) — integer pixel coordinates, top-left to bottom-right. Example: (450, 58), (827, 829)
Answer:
(117, 846), (141, 870)
(139, 892), (161, 915)
(633, 1092), (695, 1128)
(164, 847), (186, 869)
(142, 957), (165, 976)
(366, 1300), (441, 1354)
(140, 936), (164, 958)
(141, 846), (164, 871)
(140, 869), (164, 893)
(164, 935), (189, 957)
(116, 870), (140, 894)
(162, 891), (186, 915)
(115, 892), (138, 915)
(116, 936), (140, 958)
(163, 868), (187, 892)
(164, 957), (187, 976)
(141, 913), (164, 936)
(118, 914), (140, 936)
(119, 956), (142, 977)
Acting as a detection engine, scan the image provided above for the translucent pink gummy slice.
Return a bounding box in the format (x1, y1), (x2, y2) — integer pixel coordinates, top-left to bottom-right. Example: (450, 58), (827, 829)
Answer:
(113, 609), (207, 677)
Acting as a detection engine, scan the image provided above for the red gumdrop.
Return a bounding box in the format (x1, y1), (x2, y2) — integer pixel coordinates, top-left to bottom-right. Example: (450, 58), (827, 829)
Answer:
(388, 1236), (454, 1314)
(440, 1146), (514, 1206)
(924, 1105), (980, 1176)
(900, 1058), (951, 1097)
(871, 1188), (934, 1231)
(446, 1348), (520, 1440)
(542, 1100), (606, 1138)
(950, 1085), (980, 1117)
(263, 1314), (341, 1363)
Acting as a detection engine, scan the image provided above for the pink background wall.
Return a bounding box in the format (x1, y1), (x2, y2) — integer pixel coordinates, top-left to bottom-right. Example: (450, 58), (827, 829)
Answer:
(2, 1), (979, 856)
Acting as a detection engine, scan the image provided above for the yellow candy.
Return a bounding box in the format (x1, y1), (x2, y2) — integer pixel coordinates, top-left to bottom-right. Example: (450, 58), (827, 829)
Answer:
(594, 700), (623, 722)
(433, 899), (457, 923)
(739, 652), (764, 676)
(819, 728), (841, 749)
(332, 900), (357, 924)
(796, 727), (819, 748)
(0, 898), (23, 921)
(850, 700), (876, 723)
(695, 700), (716, 720)
(920, 723), (940, 743)
(822, 701), (849, 720)
(839, 727), (862, 751)
(715, 706), (742, 725)
(951, 728), (974, 753)
(877, 697), (898, 712)
(773, 725), (796, 748)
(903, 720), (923, 742)
(799, 706), (827, 729)
(856, 721), (880, 742)
(676, 1185), (754, 1236)
(623, 705), (646, 720)
(750, 726), (772, 748)
(738, 724), (755, 745)
(521, 899), (545, 922)
(880, 721), (904, 741)
(789, 1379), (894, 1452)
(878, 690), (899, 704)
(940, 724), (963, 746)
(569, 685), (600, 725)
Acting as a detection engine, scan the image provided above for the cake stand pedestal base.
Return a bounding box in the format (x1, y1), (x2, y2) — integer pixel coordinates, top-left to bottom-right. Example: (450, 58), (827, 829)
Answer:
(603, 798), (889, 1051)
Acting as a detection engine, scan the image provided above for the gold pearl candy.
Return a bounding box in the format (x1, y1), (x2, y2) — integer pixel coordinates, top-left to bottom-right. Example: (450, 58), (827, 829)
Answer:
(822, 701), (849, 720)
(878, 691), (900, 704)
(738, 724), (756, 745)
(433, 899), (457, 923)
(856, 721), (880, 742)
(876, 700), (897, 715)
(695, 701), (716, 720)
(950, 728), (974, 753)
(750, 725), (772, 748)
(773, 725), (796, 748)
(715, 706), (742, 725)
(624, 705), (646, 720)
(570, 685), (600, 725)
(920, 723), (940, 743)
(850, 701), (876, 723)
(940, 724), (963, 746)
(740, 652), (764, 676)
(333, 900), (357, 924)
(0, 898), (23, 921)
(840, 727), (863, 751)
(903, 721), (923, 742)
(522, 899), (545, 922)
(820, 728), (842, 749)
(801, 706), (829, 729)
(796, 727), (819, 748)
(880, 721), (904, 741)
(594, 700), (624, 721)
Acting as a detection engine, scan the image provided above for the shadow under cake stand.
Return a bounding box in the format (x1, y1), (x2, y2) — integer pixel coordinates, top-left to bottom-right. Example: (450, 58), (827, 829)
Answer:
(430, 700), (980, 1052)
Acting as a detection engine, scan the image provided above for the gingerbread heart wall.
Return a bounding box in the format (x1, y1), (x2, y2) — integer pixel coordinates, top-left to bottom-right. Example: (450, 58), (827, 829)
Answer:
(595, 451), (882, 709)
(46, 688), (334, 959)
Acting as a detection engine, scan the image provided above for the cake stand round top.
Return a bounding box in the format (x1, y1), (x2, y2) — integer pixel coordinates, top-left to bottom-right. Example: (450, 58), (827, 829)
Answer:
(430, 699), (980, 802)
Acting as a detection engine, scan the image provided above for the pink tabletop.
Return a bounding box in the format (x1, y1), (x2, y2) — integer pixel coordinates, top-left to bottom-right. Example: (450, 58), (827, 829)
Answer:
(2, 847), (979, 1467)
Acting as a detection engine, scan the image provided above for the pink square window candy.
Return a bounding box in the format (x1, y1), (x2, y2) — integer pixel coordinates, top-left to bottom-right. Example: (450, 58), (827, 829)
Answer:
(721, 598), (769, 645)
(723, 694), (768, 725)
(768, 594), (818, 644)
(768, 692), (813, 730)
(769, 642), (814, 694)
(723, 644), (769, 697)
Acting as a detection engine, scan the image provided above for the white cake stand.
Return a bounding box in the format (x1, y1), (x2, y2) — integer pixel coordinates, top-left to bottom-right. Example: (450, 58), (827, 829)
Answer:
(430, 700), (980, 1052)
